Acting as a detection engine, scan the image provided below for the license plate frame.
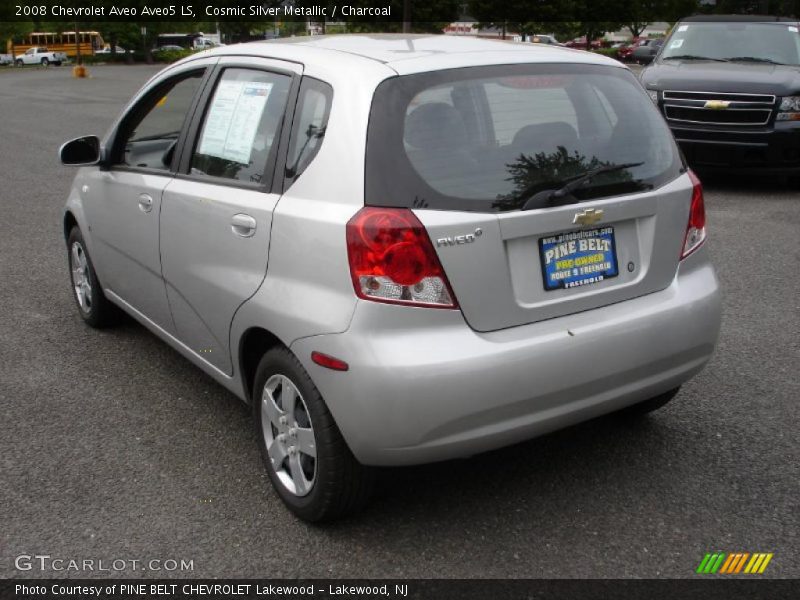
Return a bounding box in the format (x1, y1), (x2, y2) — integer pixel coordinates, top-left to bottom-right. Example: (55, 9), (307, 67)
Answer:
(538, 226), (619, 291)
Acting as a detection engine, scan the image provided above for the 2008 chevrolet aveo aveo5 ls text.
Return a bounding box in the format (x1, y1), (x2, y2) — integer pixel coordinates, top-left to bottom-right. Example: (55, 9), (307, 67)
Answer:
(60, 35), (722, 521)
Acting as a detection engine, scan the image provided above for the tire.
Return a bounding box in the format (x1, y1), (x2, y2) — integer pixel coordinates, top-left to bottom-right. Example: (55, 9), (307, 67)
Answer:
(41, 58), (49, 66)
(253, 346), (374, 522)
(619, 386), (681, 417)
(67, 226), (120, 328)
(15, 59), (23, 67)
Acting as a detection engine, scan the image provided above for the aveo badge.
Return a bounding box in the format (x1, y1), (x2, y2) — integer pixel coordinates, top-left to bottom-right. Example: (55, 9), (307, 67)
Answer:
(435, 228), (483, 248)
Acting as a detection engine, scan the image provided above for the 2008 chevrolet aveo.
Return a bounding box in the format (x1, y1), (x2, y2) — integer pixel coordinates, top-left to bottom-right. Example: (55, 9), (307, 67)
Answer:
(60, 35), (721, 521)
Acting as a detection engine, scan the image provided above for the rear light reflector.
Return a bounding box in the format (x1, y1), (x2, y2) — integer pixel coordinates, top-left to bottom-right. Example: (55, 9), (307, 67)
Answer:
(681, 170), (706, 259)
(346, 207), (458, 308)
(311, 351), (349, 371)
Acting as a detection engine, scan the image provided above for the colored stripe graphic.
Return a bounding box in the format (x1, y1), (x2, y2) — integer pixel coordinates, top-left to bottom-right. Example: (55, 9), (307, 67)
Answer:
(758, 554), (773, 573)
(721, 553), (741, 574)
(719, 553), (736, 573)
(700, 552), (773, 574)
(745, 553), (774, 574)
(705, 553), (720, 573)
(745, 554), (762, 574)
(735, 553), (750, 573)
(696, 553), (712, 573)
(697, 553), (727, 573)
(710, 553), (726, 573)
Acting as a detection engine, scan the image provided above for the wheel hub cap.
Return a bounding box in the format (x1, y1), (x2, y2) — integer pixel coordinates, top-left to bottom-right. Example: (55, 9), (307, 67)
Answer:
(261, 374), (317, 497)
(70, 242), (92, 313)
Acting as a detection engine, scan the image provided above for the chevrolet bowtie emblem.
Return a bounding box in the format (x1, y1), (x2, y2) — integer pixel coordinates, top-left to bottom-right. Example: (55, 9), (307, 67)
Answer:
(704, 100), (731, 110)
(573, 208), (604, 226)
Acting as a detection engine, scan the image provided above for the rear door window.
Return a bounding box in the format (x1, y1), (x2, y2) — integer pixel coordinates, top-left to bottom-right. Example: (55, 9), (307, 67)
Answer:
(284, 77), (333, 186)
(366, 64), (682, 212)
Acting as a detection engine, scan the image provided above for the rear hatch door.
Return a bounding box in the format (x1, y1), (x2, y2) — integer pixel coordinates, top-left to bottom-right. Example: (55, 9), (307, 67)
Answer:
(416, 175), (691, 332)
(365, 61), (689, 332)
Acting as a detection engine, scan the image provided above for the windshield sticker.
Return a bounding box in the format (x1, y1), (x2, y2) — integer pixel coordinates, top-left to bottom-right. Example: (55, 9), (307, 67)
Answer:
(677, 25), (689, 32)
(197, 80), (273, 164)
(669, 39), (684, 49)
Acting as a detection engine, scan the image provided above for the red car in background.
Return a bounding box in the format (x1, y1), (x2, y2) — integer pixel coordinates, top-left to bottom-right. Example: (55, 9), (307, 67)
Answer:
(564, 37), (602, 49)
(618, 37), (647, 61)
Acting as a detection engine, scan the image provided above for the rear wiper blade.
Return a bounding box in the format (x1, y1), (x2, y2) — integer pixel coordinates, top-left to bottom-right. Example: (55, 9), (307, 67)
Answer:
(662, 55), (729, 62)
(725, 56), (785, 65)
(521, 162), (644, 211)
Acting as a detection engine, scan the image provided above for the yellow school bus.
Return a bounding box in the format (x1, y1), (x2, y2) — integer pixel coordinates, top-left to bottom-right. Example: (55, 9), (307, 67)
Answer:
(7, 31), (105, 58)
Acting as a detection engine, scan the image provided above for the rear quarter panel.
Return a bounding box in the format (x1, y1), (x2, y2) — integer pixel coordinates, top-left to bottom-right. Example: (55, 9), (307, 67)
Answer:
(229, 56), (396, 396)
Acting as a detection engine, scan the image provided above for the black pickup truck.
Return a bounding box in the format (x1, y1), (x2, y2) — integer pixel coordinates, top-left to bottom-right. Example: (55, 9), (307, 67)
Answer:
(639, 15), (800, 175)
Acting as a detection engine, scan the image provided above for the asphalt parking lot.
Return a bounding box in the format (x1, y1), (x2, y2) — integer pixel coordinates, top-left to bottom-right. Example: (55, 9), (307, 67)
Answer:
(0, 64), (798, 579)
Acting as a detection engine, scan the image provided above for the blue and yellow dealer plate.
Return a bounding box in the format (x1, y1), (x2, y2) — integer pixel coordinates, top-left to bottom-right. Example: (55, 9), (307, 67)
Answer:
(539, 226), (619, 291)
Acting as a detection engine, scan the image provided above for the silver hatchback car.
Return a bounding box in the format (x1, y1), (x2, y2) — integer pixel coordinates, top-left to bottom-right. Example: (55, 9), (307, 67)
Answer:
(60, 35), (721, 521)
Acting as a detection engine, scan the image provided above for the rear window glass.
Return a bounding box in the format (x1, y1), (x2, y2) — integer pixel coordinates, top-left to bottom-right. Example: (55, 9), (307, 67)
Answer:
(366, 64), (683, 212)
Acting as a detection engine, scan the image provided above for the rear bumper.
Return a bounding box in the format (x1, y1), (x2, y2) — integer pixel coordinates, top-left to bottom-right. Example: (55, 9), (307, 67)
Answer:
(669, 121), (800, 173)
(291, 249), (721, 466)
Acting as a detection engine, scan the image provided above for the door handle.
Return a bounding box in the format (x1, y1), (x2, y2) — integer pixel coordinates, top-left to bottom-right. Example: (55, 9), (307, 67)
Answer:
(231, 213), (257, 238)
(138, 193), (153, 213)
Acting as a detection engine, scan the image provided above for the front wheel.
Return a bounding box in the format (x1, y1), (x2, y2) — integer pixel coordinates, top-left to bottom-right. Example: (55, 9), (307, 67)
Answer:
(15, 59), (23, 67)
(40, 57), (49, 66)
(253, 347), (374, 522)
(67, 227), (120, 328)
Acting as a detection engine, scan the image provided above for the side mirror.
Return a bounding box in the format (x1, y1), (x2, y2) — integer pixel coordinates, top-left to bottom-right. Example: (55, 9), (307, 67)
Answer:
(59, 135), (101, 166)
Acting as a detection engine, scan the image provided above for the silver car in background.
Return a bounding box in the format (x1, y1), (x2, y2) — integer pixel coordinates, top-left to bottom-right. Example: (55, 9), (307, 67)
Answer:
(59, 35), (721, 521)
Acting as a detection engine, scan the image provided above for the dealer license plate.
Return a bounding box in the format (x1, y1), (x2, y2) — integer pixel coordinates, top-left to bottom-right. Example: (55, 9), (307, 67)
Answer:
(539, 226), (619, 291)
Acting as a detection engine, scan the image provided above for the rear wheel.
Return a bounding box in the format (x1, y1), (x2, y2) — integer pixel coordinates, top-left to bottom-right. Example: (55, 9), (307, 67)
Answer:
(620, 387), (681, 417)
(67, 227), (120, 328)
(253, 347), (374, 522)
(15, 59), (23, 67)
(40, 57), (49, 66)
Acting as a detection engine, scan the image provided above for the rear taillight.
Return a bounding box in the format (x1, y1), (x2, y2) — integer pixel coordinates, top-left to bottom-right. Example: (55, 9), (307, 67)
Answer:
(346, 207), (458, 308)
(681, 170), (706, 259)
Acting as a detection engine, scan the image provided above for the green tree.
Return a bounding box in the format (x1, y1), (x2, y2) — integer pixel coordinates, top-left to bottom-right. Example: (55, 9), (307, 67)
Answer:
(0, 21), (34, 56)
(715, 0), (798, 14)
(623, 1), (701, 37)
(471, 0), (576, 39)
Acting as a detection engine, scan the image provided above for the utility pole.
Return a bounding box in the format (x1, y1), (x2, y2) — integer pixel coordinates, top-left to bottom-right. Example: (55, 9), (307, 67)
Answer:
(403, 0), (411, 33)
(74, 21), (81, 65)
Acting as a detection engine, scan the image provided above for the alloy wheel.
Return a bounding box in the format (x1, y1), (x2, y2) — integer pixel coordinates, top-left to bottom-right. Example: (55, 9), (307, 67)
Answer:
(70, 241), (92, 313)
(260, 374), (317, 496)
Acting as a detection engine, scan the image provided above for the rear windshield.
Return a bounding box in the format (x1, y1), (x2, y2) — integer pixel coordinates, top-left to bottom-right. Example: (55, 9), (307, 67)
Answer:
(366, 64), (683, 212)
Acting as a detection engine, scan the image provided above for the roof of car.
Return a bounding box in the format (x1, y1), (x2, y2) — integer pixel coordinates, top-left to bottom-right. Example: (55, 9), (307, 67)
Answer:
(206, 34), (621, 74)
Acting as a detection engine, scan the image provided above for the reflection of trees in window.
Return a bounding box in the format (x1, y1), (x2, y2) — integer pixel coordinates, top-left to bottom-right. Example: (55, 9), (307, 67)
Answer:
(493, 147), (640, 212)
(191, 155), (248, 180)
